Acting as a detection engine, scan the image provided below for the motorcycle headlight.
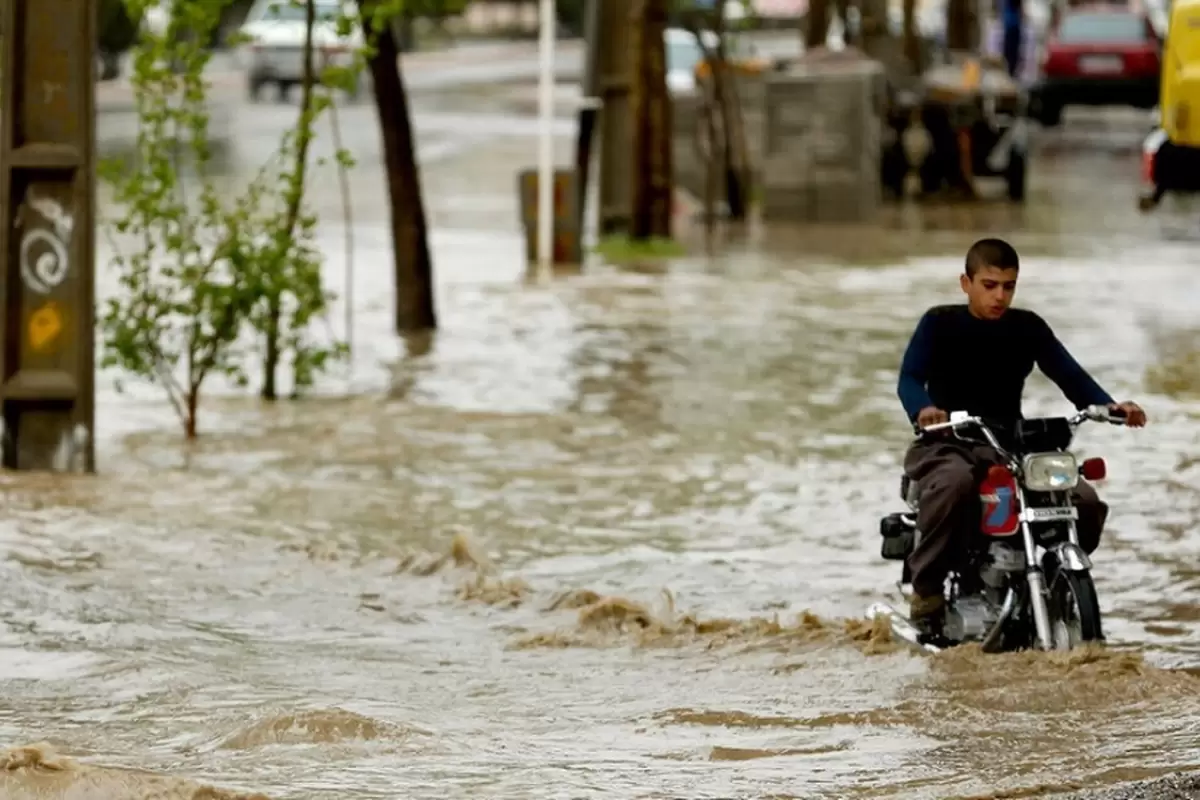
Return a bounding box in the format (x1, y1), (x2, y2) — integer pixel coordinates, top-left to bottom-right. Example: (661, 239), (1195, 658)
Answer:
(1021, 452), (1079, 492)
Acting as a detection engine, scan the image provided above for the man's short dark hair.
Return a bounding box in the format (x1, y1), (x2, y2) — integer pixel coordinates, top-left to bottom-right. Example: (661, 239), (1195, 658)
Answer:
(965, 238), (1020, 278)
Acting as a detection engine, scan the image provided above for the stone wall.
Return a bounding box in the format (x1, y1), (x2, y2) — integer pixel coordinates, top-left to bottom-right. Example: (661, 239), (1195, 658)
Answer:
(671, 58), (887, 224)
(759, 59), (886, 223)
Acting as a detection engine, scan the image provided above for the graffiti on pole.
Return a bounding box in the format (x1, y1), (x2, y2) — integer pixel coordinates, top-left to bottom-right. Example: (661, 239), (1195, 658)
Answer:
(18, 191), (73, 295)
(28, 301), (65, 353)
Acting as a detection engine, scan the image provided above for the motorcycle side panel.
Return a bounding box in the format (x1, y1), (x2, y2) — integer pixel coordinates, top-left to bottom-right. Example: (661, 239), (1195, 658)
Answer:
(979, 473), (1020, 537)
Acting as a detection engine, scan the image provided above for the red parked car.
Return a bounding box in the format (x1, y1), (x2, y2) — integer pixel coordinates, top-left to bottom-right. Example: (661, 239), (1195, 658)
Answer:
(1031, 4), (1161, 127)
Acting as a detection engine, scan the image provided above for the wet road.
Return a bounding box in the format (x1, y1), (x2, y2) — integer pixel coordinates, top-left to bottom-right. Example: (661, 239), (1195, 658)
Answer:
(6, 77), (1200, 798)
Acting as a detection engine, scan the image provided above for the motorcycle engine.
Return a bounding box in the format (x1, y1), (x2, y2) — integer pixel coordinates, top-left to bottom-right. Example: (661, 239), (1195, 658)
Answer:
(947, 594), (997, 641)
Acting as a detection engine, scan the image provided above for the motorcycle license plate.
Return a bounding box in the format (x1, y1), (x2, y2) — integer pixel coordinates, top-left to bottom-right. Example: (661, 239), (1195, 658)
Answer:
(1079, 55), (1123, 74)
(1021, 506), (1078, 522)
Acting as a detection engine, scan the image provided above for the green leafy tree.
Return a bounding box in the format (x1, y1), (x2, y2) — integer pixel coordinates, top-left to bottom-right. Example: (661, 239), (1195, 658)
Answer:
(250, 0), (350, 399)
(100, 0), (345, 436)
(403, 0), (469, 19)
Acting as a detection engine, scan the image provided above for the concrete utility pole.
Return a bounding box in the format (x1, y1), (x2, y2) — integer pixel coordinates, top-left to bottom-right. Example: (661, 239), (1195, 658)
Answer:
(0, 0), (97, 472)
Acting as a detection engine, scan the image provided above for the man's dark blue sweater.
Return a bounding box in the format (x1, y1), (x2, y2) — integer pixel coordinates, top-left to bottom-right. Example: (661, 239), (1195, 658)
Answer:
(897, 305), (1114, 425)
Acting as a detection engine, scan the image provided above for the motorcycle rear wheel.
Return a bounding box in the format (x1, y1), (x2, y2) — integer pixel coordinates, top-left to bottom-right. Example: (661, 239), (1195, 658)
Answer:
(1048, 568), (1104, 649)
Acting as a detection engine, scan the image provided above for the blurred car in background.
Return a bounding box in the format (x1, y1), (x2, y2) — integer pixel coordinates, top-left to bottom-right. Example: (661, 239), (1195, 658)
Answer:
(239, 0), (364, 101)
(141, 1), (171, 39)
(1031, 4), (1161, 126)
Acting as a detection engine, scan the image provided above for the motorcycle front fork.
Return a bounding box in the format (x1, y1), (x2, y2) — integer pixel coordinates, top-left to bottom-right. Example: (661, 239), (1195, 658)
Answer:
(1019, 492), (1079, 651)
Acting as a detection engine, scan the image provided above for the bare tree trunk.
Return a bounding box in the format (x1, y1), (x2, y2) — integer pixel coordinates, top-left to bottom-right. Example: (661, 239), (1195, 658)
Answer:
(359, 0), (437, 332)
(629, 0), (673, 240)
(700, 78), (721, 249)
(185, 389), (199, 440)
(806, 0), (830, 49)
(708, 4), (749, 220)
(903, 0), (921, 70)
(947, 0), (973, 50)
(714, 61), (750, 219)
(834, 0), (853, 46)
(687, 1), (750, 220)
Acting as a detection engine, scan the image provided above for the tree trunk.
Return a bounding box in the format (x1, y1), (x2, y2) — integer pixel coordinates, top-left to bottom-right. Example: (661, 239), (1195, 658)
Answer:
(185, 389), (199, 440)
(700, 78), (721, 248)
(360, 0), (437, 332)
(902, 0), (921, 71)
(686, 2), (750, 221)
(629, 0), (673, 240)
(946, 0), (973, 50)
(713, 60), (750, 219)
(261, 302), (281, 400)
(834, 0), (853, 46)
(806, 0), (830, 49)
(709, 2), (750, 220)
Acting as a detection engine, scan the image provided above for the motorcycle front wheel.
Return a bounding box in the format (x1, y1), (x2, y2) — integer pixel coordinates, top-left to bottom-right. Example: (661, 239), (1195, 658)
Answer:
(1048, 568), (1104, 649)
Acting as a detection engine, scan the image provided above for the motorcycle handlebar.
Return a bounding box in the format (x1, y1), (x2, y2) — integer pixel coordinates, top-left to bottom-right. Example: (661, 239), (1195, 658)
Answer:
(915, 416), (981, 435)
(1071, 404), (1127, 426)
(915, 405), (1126, 437)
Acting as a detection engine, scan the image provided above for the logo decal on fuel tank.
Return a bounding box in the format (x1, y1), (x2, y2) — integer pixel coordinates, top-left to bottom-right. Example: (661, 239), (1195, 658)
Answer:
(984, 485), (1013, 529)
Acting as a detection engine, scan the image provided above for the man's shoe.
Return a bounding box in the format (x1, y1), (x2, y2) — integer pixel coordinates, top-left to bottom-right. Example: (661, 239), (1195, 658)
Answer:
(909, 593), (950, 646)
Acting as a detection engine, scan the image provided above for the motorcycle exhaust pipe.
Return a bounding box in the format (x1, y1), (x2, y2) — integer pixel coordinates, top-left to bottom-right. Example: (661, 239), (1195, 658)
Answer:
(979, 587), (1018, 654)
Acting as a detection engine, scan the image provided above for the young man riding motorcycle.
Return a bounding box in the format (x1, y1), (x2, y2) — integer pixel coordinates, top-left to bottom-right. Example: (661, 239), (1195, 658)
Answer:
(896, 238), (1147, 638)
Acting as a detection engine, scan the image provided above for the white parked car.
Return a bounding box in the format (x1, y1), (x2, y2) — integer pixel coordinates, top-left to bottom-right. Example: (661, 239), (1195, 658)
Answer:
(239, 0), (365, 101)
(141, 1), (172, 40)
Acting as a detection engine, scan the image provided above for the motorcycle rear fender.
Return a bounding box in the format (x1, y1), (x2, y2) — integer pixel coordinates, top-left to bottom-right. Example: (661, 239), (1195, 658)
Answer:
(1049, 541), (1092, 572)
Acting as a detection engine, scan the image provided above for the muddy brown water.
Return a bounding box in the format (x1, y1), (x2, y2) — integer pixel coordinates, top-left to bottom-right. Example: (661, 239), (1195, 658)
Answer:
(4, 108), (1200, 799)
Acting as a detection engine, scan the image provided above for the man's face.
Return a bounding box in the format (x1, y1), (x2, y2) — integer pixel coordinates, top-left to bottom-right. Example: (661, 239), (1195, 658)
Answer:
(961, 265), (1018, 320)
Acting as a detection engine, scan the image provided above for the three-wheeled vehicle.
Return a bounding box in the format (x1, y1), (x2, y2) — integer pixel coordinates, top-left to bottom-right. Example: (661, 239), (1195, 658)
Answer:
(1140, 0), (1200, 209)
(882, 56), (1030, 202)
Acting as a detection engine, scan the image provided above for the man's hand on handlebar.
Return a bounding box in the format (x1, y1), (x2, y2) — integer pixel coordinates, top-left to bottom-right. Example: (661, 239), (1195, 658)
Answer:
(1109, 401), (1147, 428)
(916, 406), (949, 429)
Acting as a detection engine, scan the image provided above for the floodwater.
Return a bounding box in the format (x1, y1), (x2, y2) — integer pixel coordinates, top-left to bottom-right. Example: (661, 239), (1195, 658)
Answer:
(3, 98), (1200, 799)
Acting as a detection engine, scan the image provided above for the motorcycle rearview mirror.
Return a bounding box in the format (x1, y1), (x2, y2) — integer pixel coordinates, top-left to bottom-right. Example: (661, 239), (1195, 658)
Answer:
(1080, 457), (1107, 481)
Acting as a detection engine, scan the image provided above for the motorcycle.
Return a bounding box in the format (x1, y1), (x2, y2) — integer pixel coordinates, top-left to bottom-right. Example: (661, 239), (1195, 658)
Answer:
(869, 404), (1128, 653)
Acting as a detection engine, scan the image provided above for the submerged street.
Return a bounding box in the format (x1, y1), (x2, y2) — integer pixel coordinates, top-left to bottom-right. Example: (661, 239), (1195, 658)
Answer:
(1, 58), (1199, 798)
